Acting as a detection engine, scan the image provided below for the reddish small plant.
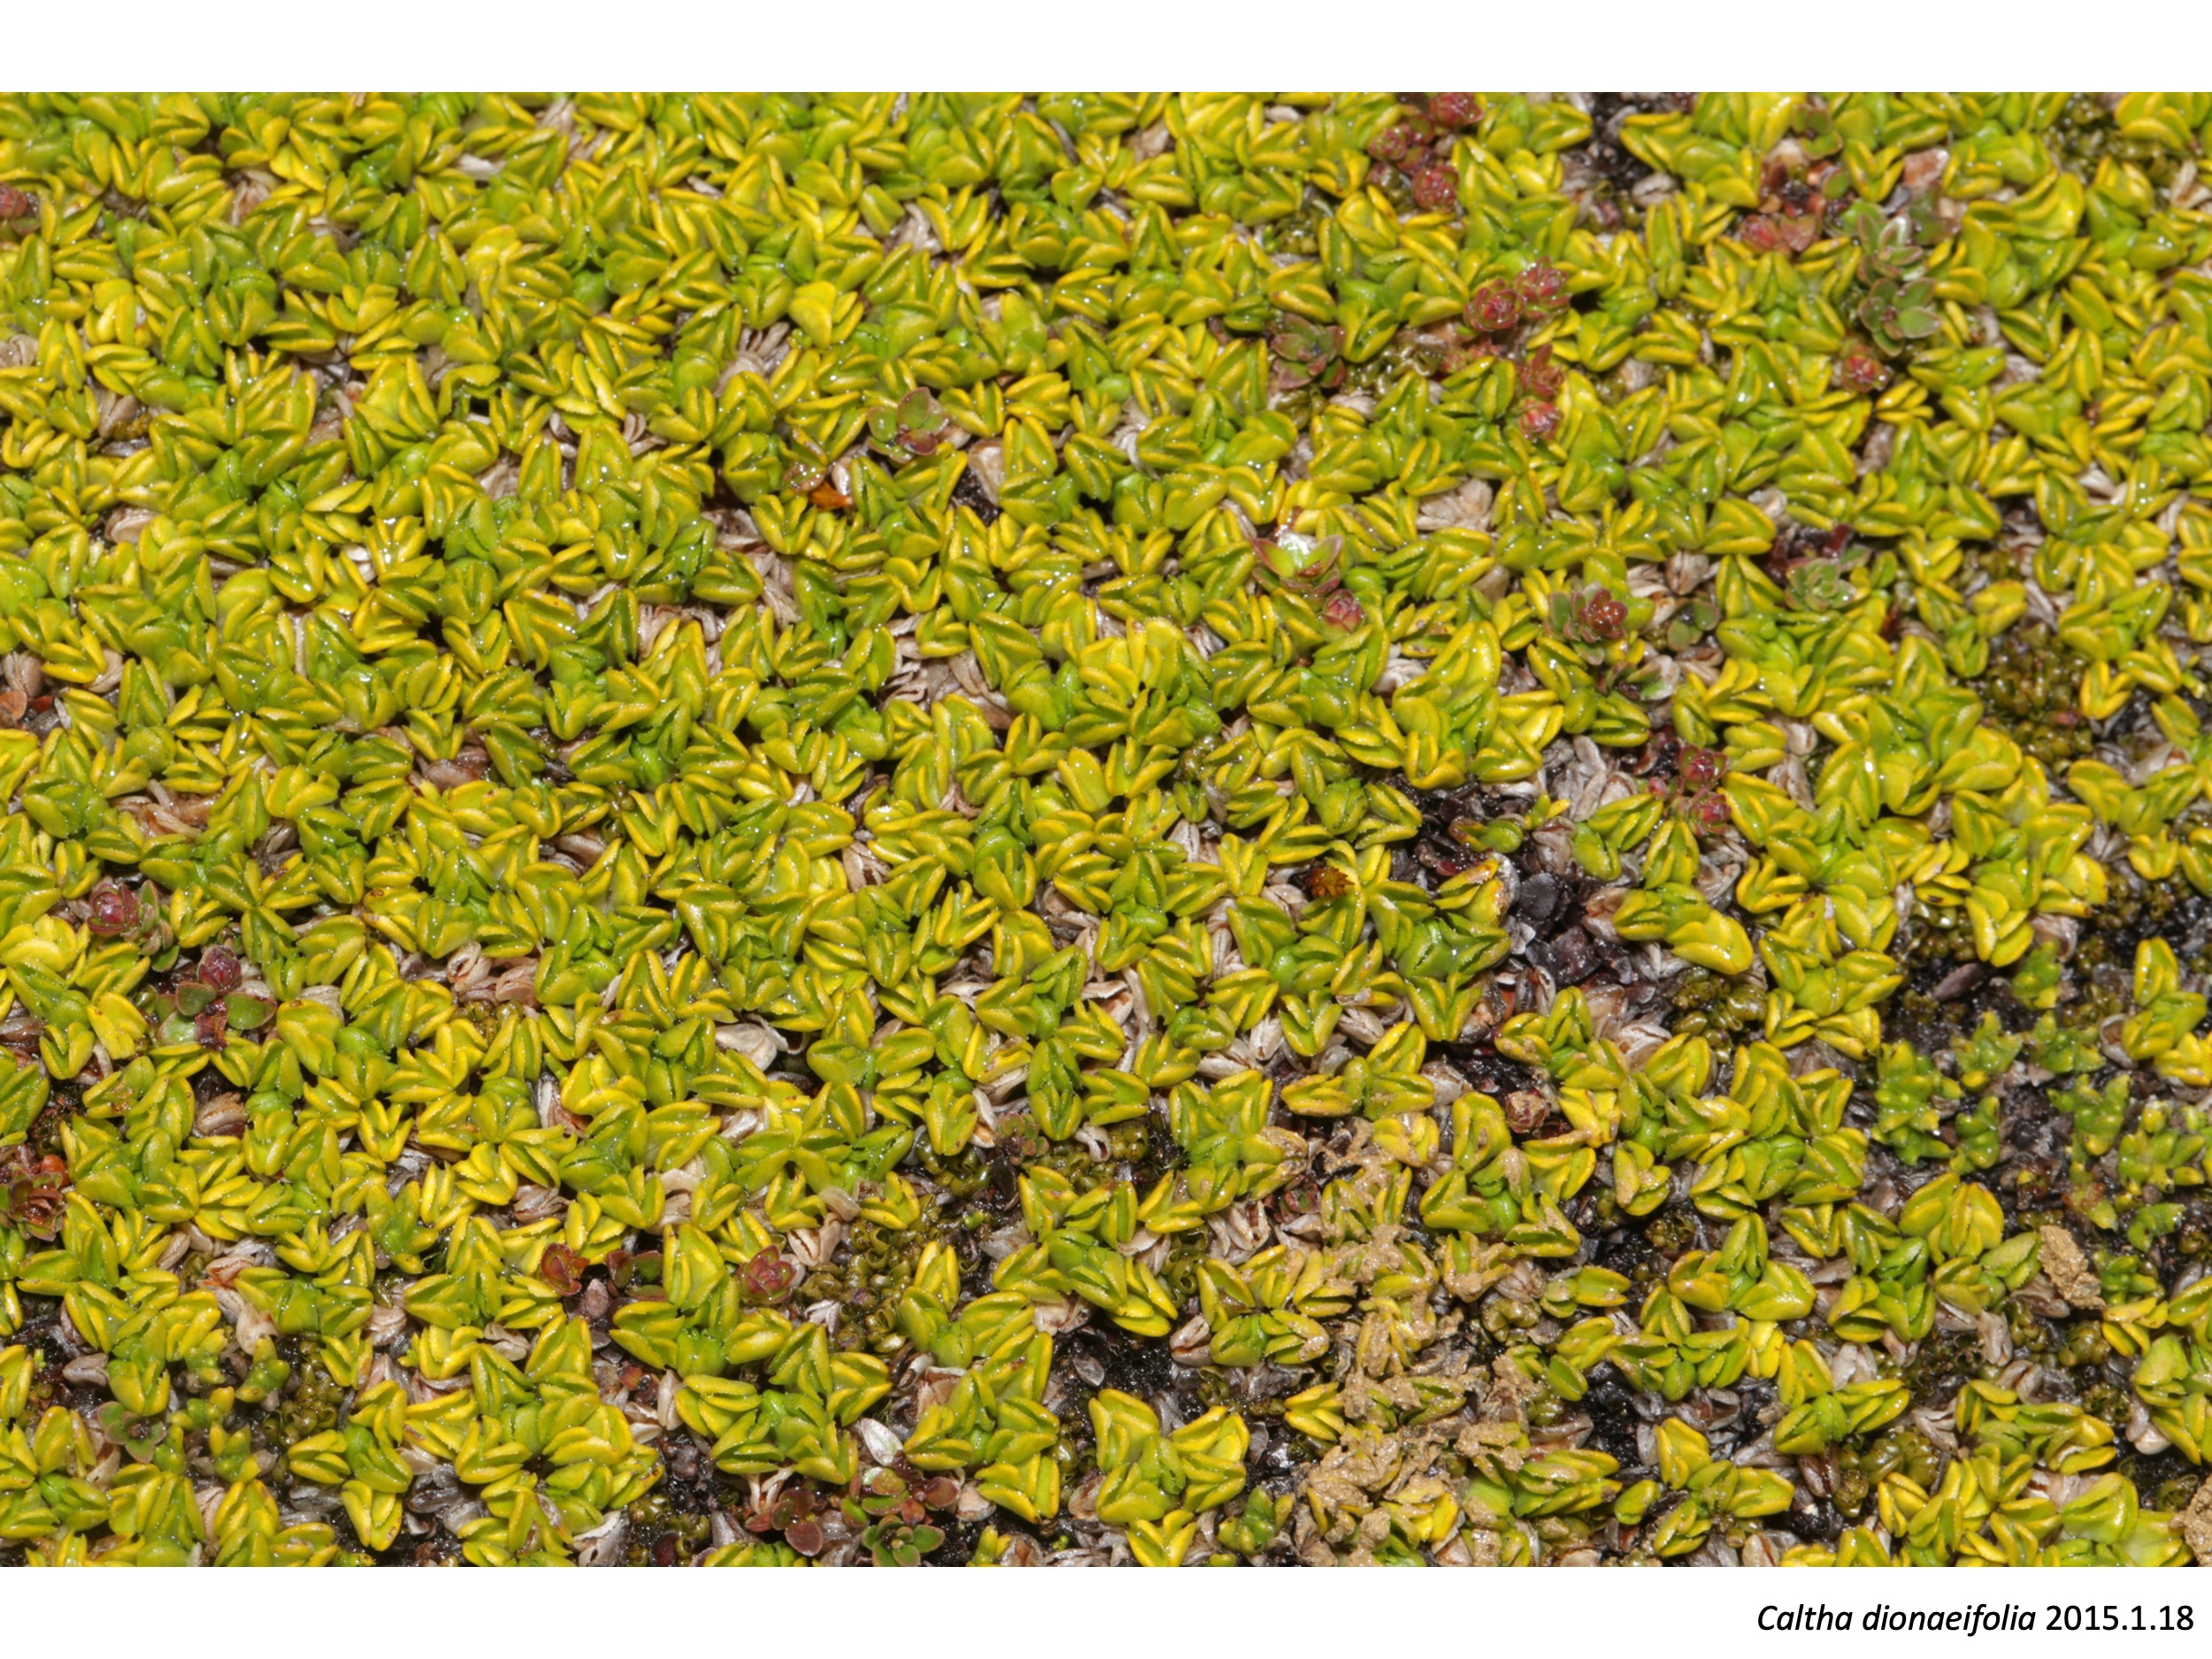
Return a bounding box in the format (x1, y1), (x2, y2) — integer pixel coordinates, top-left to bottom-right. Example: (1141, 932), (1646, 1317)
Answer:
(1465, 280), (1523, 334)
(1678, 746), (1726, 791)
(1550, 582), (1626, 644)
(743, 1251), (797, 1303)
(0, 1147), (68, 1240)
(743, 1486), (829, 1555)
(85, 880), (141, 937)
(1427, 93), (1483, 130)
(1687, 789), (1732, 835)
(1267, 315), (1346, 394)
(199, 943), (243, 993)
(918, 1475), (961, 1510)
(1503, 1090), (1552, 1136)
(1519, 400), (1561, 442)
(1520, 344), (1564, 401)
(538, 1242), (588, 1294)
(1835, 345), (1893, 395)
(1650, 746), (1734, 838)
(1514, 262), (1570, 315)
(1409, 165), (1459, 212)
(1365, 122), (1418, 165)
(1740, 213), (1819, 256)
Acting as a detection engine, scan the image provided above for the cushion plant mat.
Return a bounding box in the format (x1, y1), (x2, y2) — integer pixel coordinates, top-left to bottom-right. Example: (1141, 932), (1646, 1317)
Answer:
(2, 91), (2212, 1568)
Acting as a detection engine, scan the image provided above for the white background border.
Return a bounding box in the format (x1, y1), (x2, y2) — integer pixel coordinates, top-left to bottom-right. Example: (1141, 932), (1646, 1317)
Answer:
(2, 15), (2208, 1643)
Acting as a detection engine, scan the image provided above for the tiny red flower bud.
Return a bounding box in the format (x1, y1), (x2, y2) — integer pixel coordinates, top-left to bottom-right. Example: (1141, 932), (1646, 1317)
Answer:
(1466, 280), (1523, 334)
(1514, 262), (1569, 314)
(1520, 344), (1563, 400)
(1409, 165), (1459, 212)
(1678, 747), (1725, 789)
(85, 881), (140, 937)
(1583, 592), (1625, 638)
(744, 1251), (796, 1302)
(1504, 1091), (1551, 1135)
(1427, 93), (1482, 130)
(1836, 349), (1892, 394)
(1366, 123), (1415, 165)
(1519, 400), (1561, 442)
(199, 943), (243, 992)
